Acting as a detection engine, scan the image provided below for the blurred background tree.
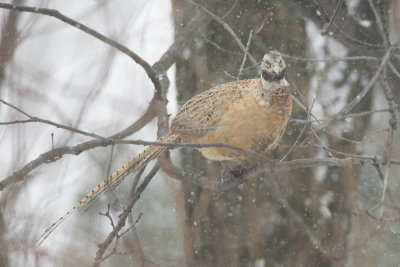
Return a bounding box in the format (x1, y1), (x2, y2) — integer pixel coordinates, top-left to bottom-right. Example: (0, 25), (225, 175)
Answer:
(172, 0), (399, 266)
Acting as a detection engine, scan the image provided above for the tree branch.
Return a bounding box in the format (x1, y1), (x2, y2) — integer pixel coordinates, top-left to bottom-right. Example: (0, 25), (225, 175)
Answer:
(337, 46), (393, 116)
(186, 0), (257, 65)
(0, 98), (107, 139)
(93, 164), (160, 266)
(321, 0), (344, 35)
(0, 3), (162, 94)
(0, 102), (156, 191)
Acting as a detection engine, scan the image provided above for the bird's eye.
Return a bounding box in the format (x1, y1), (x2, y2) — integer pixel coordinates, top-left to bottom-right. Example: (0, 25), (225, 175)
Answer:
(265, 62), (271, 67)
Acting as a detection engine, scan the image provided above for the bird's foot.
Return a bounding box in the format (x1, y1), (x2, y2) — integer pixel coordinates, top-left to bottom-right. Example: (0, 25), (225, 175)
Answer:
(230, 165), (246, 184)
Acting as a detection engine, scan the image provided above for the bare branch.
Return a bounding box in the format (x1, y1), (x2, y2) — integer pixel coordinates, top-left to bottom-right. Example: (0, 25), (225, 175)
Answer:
(254, 7), (273, 35)
(338, 46), (393, 116)
(205, 38), (241, 55)
(321, 0), (344, 35)
(281, 96), (316, 161)
(368, 0), (390, 47)
(0, 98), (107, 139)
(377, 68), (398, 217)
(378, 128), (393, 217)
(0, 0), (211, 191)
(0, 119), (32, 125)
(221, 0), (238, 19)
(310, 0), (390, 50)
(281, 54), (379, 63)
(125, 213), (146, 266)
(337, 108), (391, 119)
(186, 0), (257, 65)
(0, 102), (156, 191)
(381, 72), (398, 130)
(388, 61), (400, 79)
(311, 0), (330, 21)
(93, 164), (160, 266)
(0, 3), (162, 94)
(0, 6), (20, 87)
(236, 30), (253, 80)
(373, 164), (400, 213)
(392, 0), (400, 42)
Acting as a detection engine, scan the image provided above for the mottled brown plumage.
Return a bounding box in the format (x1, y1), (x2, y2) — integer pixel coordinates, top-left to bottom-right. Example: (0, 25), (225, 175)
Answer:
(37, 51), (292, 244)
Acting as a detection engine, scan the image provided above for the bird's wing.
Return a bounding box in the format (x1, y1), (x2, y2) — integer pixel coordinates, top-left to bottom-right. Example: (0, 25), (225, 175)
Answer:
(171, 79), (259, 135)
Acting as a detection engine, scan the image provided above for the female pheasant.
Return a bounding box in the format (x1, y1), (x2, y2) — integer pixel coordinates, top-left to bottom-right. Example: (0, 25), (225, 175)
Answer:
(37, 51), (292, 244)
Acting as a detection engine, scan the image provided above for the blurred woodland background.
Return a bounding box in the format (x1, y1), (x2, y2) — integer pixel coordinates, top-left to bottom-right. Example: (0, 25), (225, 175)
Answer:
(0, 0), (400, 266)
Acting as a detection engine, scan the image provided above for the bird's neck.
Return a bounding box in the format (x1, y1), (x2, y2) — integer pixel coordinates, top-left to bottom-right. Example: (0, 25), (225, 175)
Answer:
(261, 76), (288, 92)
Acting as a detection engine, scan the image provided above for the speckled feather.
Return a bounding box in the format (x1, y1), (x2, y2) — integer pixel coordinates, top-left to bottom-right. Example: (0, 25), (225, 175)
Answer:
(171, 80), (249, 135)
(36, 133), (179, 245)
(172, 78), (291, 160)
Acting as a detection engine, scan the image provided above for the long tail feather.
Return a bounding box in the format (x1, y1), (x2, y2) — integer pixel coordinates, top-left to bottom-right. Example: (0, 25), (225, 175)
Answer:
(36, 132), (179, 245)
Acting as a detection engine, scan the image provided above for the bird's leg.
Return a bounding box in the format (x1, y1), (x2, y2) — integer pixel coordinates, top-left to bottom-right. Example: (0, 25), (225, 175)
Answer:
(230, 159), (259, 184)
(220, 159), (250, 185)
(220, 160), (240, 175)
(230, 166), (245, 184)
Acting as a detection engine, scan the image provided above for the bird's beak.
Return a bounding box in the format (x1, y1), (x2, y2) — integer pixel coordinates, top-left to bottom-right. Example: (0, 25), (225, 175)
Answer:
(273, 66), (280, 75)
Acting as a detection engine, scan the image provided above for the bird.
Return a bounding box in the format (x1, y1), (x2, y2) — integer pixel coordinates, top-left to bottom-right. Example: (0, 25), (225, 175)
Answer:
(36, 51), (292, 245)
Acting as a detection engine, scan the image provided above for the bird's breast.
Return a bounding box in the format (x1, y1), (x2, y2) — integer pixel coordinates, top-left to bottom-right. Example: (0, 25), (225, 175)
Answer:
(195, 91), (291, 160)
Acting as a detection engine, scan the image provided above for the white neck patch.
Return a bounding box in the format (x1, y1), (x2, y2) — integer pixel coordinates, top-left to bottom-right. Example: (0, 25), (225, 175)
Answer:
(261, 77), (288, 92)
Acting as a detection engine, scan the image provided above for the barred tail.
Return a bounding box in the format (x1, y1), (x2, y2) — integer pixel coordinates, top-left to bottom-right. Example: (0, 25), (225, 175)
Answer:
(36, 132), (179, 245)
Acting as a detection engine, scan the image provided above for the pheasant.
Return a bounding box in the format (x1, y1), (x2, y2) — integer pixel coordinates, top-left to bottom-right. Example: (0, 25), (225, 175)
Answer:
(37, 51), (292, 244)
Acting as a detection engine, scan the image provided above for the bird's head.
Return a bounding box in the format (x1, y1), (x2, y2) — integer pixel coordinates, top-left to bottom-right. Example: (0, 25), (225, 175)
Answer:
(260, 51), (286, 83)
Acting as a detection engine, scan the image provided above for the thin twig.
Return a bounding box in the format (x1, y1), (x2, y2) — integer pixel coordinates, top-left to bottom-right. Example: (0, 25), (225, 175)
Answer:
(187, 0), (257, 65)
(51, 133), (54, 150)
(311, 0), (330, 21)
(205, 39), (241, 55)
(221, 0), (238, 19)
(254, 7), (273, 34)
(290, 108), (391, 124)
(373, 164), (400, 213)
(324, 130), (365, 144)
(337, 108), (390, 119)
(337, 46), (393, 116)
(379, 128), (392, 218)
(392, 0), (400, 42)
(368, 0), (390, 47)
(93, 164), (160, 266)
(0, 3), (162, 94)
(273, 182), (329, 256)
(104, 145), (120, 203)
(281, 123), (306, 161)
(281, 96), (316, 161)
(0, 98), (107, 138)
(0, 0), (201, 190)
(236, 30), (253, 80)
(321, 0), (344, 35)
(310, 0), (389, 50)
(310, 129), (335, 158)
(0, 119), (32, 125)
(105, 146), (115, 179)
(223, 70), (236, 80)
(0, 101), (156, 191)
(388, 61), (400, 79)
(377, 69), (397, 217)
(99, 204), (115, 229)
(380, 71), (398, 131)
(281, 54), (379, 63)
(126, 212), (147, 266)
